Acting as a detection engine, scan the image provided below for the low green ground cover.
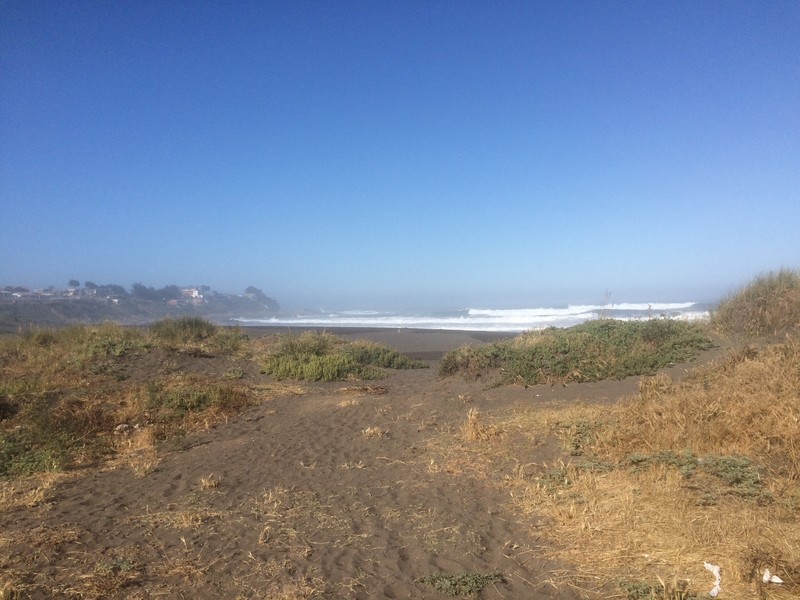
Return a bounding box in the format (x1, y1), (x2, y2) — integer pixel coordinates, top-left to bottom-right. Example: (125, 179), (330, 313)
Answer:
(261, 331), (427, 381)
(440, 318), (714, 385)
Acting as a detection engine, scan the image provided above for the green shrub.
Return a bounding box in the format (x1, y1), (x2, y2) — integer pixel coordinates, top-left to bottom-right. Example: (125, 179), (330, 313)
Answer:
(0, 429), (68, 477)
(711, 268), (800, 337)
(0, 392), (98, 478)
(440, 319), (713, 385)
(147, 384), (214, 413)
(262, 333), (425, 381)
(207, 327), (248, 354)
(150, 317), (218, 344)
(264, 354), (351, 381)
(271, 331), (341, 358)
(416, 572), (503, 596)
(345, 341), (425, 369)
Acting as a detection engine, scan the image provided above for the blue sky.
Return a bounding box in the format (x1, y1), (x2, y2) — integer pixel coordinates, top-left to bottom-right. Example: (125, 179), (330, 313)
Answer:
(2, 1), (798, 310)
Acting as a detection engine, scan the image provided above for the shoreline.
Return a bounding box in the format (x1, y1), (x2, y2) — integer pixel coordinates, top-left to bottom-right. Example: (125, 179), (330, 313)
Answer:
(236, 325), (517, 360)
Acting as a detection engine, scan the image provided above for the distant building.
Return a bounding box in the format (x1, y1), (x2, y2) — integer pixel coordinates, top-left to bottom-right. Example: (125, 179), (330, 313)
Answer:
(181, 287), (205, 305)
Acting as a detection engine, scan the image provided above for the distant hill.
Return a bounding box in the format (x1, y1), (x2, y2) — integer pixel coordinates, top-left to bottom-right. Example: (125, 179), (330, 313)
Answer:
(0, 292), (280, 333)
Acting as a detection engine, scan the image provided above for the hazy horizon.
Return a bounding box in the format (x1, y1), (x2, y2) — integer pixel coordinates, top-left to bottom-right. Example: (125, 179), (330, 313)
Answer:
(1, 274), (729, 314)
(2, 2), (798, 310)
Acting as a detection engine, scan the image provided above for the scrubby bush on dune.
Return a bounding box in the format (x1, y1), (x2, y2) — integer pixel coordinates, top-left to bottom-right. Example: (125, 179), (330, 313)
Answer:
(440, 319), (713, 385)
(261, 331), (426, 381)
(149, 316), (218, 344)
(148, 317), (248, 355)
(711, 268), (800, 338)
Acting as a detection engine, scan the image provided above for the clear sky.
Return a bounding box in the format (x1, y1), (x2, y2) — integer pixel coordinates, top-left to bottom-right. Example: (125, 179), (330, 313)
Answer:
(2, 1), (798, 310)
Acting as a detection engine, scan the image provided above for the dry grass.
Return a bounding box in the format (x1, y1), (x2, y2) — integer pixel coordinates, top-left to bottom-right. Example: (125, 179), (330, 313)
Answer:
(263, 579), (324, 600)
(199, 474), (220, 489)
(110, 426), (160, 477)
(0, 324), (262, 480)
(483, 268), (800, 596)
(362, 426), (387, 438)
(253, 487), (357, 555)
(0, 581), (18, 599)
(337, 398), (362, 408)
(0, 471), (72, 511)
(599, 338), (800, 479)
(498, 337), (800, 598)
(711, 268), (800, 339)
(336, 384), (388, 395)
(131, 504), (224, 531)
(463, 408), (502, 442)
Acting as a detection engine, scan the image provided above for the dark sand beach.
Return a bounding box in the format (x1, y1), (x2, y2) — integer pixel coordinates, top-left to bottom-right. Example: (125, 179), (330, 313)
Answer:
(0, 327), (720, 599)
(240, 326), (519, 360)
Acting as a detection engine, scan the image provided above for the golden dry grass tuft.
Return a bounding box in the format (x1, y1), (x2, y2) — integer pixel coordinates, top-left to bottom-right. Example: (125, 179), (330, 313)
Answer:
(598, 338), (800, 479)
(362, 426), (387, 438)
(0, 580), (19, 600)
(0, 471), (72, 511)
(199, 474), (220, 489)
(463, 408), (502, 442)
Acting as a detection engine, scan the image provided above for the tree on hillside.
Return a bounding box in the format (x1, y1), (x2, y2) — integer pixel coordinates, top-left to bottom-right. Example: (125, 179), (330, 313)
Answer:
(131, 283), (156, 300)
(68, 279), (80, 288)
(96, 284), (127, 297)
(131, 283), (183, 301)
(85, 281), (98, 289)
(160, 285), (182, 300)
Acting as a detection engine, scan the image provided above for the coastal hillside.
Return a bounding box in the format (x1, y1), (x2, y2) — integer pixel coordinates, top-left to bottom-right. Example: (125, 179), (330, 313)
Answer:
(0, 285), (279, 333)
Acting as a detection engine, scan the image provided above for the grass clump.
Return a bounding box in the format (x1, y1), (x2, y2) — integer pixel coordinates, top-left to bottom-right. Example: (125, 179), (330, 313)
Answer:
(711, 268), (800, 338)
(144, 377), (253, 426)
(0, 429), (69, 477)
(440, 319), (713, 385)
(6, 323), (149, 373)
(624, 451), (765, 502)
(416, 572), (503, 596)
(601, 339), (800, 479)
(150, 317), (218, 343)
(261, 332), (426, 381)
(463, 408), (502, 442)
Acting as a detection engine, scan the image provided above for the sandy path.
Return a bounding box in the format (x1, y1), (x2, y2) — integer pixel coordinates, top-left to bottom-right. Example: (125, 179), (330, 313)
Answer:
(2, 356), (590, 598)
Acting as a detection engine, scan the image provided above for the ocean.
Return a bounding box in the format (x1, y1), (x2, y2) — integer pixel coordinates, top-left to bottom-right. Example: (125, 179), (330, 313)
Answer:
(235, 302), (712, 333)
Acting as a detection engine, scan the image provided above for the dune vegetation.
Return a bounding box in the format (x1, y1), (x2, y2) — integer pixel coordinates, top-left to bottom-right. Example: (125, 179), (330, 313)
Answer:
(446, 269), (799, 598)
(0, 320), (423, 480)
(711, 268), (800, 338)
(260, 331), (427, 381)
(440, 318), (714, 385)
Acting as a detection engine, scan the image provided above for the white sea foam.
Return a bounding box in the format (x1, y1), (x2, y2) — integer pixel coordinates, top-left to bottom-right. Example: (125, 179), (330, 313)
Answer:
(236, 301), (710, 332)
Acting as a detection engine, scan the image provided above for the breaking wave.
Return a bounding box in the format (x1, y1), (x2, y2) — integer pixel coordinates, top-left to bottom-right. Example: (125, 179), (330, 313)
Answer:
(236, 302), (710, 333)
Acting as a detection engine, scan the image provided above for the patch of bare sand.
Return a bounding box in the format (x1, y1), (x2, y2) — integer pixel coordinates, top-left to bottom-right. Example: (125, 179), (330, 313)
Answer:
(0, 365), (580, 598)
